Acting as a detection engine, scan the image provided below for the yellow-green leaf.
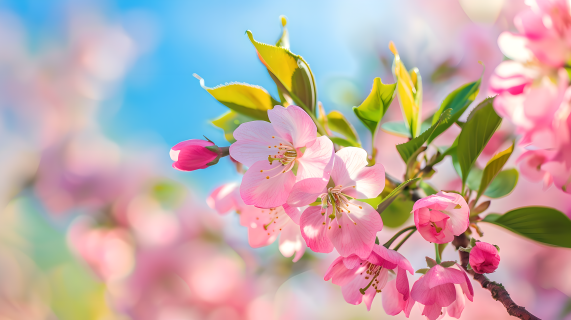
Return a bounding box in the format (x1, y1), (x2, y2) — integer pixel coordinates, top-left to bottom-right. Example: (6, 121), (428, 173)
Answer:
(390, 42), (422, 138)
(247, 30), (316, 113)
(275, 15), (289, 49)
(352, 77), (396, 134)
(196, 76), (278, 121)
(212, 111), (255, 143)
(327, 111), (359, 143)
(477, 141), (515, 200)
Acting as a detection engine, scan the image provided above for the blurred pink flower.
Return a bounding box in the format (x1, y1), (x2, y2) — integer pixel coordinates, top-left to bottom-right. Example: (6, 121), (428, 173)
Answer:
(170, 139), (219, 171)
(288, 147), (384, 258)
(239, 205), (306, 262)
(411, 263), (474, 320)
(324, 245), (414, 314)
(207, 182), (246, 214)
(469, 241), (500, 274)
(412, 191), (470, 244)
(229, 105), (334, 208)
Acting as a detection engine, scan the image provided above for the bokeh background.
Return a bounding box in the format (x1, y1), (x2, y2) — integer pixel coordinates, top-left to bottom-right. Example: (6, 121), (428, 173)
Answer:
(0, 0), (570, 319)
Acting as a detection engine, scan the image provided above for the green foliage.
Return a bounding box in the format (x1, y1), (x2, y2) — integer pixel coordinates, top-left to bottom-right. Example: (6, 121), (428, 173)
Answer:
(353, 77), (396, 134)
(247, 30), (317, 113)
(212, 111), (255, 143)
(483, 168), (518, 198)
(396, 108), (452, 163)
(466, 168), (518, 199)
(152, 180), (187, 209)
(482, 207), (571, 248)
(377, 178), (420, 213)
(275, 15), (289, 49)
(381, 120), (431, 138)
(391, 42), (422, 138)
(381, 195), (413, 228)
(419, 181), (438, 196)
(327, 111), (360, 146)
(477, 142), (515, 200)
(197, 77), (277, 121)
(457, 97), (502, 186)
(330, 137), (360, 147)
(428, 79), (481, 143)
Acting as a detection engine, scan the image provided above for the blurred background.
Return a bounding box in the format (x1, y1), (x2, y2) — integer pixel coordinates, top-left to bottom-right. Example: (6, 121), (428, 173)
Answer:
(0, 0), (570, 319)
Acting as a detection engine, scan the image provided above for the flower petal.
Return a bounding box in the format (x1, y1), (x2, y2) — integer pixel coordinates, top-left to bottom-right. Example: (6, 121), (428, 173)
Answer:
(287, 178), (327, 207)
(411, 275), (435, 305)
(324, 256), (359, 286)
(371, 245), (414, 274)
(300, 206), (334, 253)
(230, 121), (287, 167)
(422, 303), (444, 320)
(396, 267), (411, 301)
(341, 274), (376, 308)
(268, 105), (316, 147)
(331, 147), (386, 198)
(447, 284), (466, 319)
(240, 160), (296, 208)
(382, 279), (408, 316)
(207, 183), (243, 214)
(278, 220), (306, 262)
(328, 200), (382, 259)
(282, 203), (303, 225)
(426, 265), (467, 289)
(171, 139), (218, 171)
(296, 136), (335, 181)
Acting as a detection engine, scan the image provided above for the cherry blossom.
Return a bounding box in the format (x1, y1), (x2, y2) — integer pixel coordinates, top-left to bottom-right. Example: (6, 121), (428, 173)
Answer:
(230, 105), (334, 208)
(288, 147), (384, 258)
(469, 241), (501, 274)
(170, 139), (219, 171)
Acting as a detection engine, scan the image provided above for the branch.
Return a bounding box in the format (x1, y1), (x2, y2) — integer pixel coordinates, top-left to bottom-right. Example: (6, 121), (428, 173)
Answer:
(452, 234), (541, 320)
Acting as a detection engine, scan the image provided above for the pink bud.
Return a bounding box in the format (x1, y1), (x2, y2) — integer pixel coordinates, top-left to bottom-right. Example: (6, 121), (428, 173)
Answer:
(469, 241), (500, 274)
(170, 139), (218, 171)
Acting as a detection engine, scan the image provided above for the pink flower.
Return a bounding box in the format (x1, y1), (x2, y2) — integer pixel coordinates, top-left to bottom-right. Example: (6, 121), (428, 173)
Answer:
(517, 149), (555, 187)
(207, 182), (246, 214)
(412, 192), (470, 244)
(287, 147), (385, 258)
(469, 241), (500, 274)
(239, 205), (306, 262)
(411, 264), (474, 320)
(324, 245), (414, 314)
(229, 105), (334, 208)
(170, 139), (219, 171)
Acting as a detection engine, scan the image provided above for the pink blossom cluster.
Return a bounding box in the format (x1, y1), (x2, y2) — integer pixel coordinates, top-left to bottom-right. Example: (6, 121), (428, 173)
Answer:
(490, 0), (571, 193)
(172, 105), (504, 319)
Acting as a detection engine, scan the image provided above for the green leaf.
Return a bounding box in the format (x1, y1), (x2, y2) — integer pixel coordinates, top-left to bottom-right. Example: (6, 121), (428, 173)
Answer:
(196, 76), (278, 120)
(327, 111), (360, 143)
(440, 260), (456, 268)
(329, 137), (360, 147)
(247, 30), (317, 113)
(380, 195), (413, 228)
(390, 42), (422, 138)
(377, 178), (420, 213)
(352, 77), (396, 134)
(419, 181), (438, 196)
(477, 142), (515, 200)
(416, 268), (429, 274)
(381, 120), (431, 138)
(426, 257), (437, 268)
(360, 196), (384, 210)
(438, 243), (449, 258)
(428, 80), (481, 143)
(483, 168), (518, 198)
(212, 111), (255, 143)
(482, 206), (571, 248)
(396, 108), (452, 163)
(457, 97), (502, 186)
(275, 15), (289, 49)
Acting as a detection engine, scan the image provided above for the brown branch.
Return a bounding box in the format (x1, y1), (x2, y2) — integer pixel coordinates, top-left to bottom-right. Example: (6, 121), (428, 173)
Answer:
(452, 234), (541, 320)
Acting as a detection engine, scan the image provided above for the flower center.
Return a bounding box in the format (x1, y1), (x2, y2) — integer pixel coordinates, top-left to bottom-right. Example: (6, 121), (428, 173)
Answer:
(359, 263), (384, 294)
(317, 185), (359, 229)
(260, 144), (298, 180)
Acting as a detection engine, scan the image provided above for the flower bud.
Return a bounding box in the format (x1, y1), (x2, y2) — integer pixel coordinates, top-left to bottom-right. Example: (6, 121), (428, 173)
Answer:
(170, 139), (220, 171)
(469, 241), (500, 274)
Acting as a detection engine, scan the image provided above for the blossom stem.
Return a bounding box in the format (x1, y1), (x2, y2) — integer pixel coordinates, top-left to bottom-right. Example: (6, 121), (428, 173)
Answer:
(392, 229), (416, 251)
(434, 243), (441, 264)
(453, 233), (541, 320)
(383, 225), (417, 248)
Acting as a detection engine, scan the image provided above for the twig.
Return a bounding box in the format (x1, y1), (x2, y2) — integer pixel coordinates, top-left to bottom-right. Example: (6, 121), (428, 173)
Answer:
(453, 233), (541, 320)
